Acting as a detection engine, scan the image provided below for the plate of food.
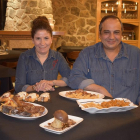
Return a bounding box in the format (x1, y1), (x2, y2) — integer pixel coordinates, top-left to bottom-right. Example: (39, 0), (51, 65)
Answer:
(40, 110), (83, 134)
(59, 89), (105, 101)
(15, 92), (50, 103)
(77, 98), (138, 114)
(0, 98), (48, 120)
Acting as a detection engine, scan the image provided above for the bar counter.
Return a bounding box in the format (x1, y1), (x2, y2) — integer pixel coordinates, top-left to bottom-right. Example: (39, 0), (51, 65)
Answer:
(0, 86), (140, 140)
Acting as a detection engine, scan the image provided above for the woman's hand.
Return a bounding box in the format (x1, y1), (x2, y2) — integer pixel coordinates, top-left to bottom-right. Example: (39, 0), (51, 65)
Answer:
(35, 80), (55, 92)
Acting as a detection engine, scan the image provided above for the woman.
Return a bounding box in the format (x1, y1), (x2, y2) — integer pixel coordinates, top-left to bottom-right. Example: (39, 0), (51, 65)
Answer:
(15, 16), (70, 93)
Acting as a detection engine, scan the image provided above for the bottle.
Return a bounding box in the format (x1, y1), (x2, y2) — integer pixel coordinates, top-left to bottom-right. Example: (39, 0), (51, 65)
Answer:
(132, 31), (136, 40)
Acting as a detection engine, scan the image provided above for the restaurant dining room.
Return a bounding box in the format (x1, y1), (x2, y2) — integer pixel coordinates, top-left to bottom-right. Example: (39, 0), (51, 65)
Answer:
(0, 0), (140, 140)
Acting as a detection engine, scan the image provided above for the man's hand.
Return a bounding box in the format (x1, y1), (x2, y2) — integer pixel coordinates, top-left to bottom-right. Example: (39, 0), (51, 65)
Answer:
(84, 84), (113, 98)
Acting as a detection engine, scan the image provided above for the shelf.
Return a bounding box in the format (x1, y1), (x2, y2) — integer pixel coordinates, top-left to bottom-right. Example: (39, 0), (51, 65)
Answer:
(121, 9), (137, 11)
(101, 9), (118, 11)
(96, 0), (140, 48)
(97, 39), (138, 42)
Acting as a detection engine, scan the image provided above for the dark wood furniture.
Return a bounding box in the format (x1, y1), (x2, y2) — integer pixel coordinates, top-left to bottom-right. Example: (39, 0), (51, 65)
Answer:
(1, 61), (17, 68)
(66, 51), (80, 68)
(58, 46), (86, 53)
(0, 65), (16, 95)
(58, 46), (86, 67)
(0, 50), (22, 83)
(0, 50), (22, 62)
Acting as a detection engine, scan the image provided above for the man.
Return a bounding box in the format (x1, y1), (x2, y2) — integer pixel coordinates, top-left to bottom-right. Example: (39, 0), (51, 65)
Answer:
(68, 15), (140, 105)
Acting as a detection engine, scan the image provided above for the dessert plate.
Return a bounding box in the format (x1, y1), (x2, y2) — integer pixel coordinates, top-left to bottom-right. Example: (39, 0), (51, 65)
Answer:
(39, 115), (83, 134)
(77, 98), (138, 114)
(59, 90), (104, 101)
(2, 103), (48, 120)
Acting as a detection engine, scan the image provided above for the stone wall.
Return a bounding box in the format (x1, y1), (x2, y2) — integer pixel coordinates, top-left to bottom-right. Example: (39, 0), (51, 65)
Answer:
(3, 0), (97, 48)
(4, 0), (53, 31)
(52, 0), (97, 47)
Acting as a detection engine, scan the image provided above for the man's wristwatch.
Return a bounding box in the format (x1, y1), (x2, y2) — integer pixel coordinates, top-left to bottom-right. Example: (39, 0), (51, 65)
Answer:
(52, 80), (55, 86)
(52, 80), (55, 88)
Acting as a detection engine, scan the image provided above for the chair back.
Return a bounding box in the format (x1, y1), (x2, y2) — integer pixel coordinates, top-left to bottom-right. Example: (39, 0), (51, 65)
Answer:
(1, 61), (18, 68)
(0, 61), (18, 83)
(66, 51), (80, 68)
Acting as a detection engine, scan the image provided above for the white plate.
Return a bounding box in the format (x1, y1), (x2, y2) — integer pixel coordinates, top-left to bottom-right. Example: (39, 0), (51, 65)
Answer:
(39, 115), (83, 134)
(59, 90), (105, 101)
(77, 98), (138, 114)
(2, 102), (48, 120)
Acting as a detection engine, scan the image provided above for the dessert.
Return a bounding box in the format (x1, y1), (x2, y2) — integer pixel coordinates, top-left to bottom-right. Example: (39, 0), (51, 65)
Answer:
(0, 97), (45, 117)
(38, 93), (50, 102)
(45, 110), (76, 131)
(65, 89), (99, 99)
(25, 93), (39, 102)
(0, 92), (14, 102)
(51, 110), (68, 129)
(15, 92), (28, 101)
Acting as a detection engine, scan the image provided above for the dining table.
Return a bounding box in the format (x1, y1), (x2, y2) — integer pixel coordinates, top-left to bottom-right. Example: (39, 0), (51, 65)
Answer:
(0, 50), (22, 62)
(0, 86), (140, 140)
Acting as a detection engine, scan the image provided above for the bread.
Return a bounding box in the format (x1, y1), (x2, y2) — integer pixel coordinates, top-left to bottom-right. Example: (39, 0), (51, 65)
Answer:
(38, 93), (50, 102)
(0, 92), (14, 102)
(15, 92), (28, 101)
(25, 93), (39, 102)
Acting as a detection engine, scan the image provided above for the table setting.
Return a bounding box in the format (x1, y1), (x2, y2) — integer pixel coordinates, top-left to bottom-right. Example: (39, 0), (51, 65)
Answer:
(0, 86), (140, 140)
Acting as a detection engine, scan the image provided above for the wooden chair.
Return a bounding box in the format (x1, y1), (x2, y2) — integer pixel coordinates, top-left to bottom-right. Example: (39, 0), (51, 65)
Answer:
(66, 51), (80, 68)
(1, 61), (18, 69)
(8, 88), (15, 94)
(0, 61), (18, 83)
(0, 81), (1, 89)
